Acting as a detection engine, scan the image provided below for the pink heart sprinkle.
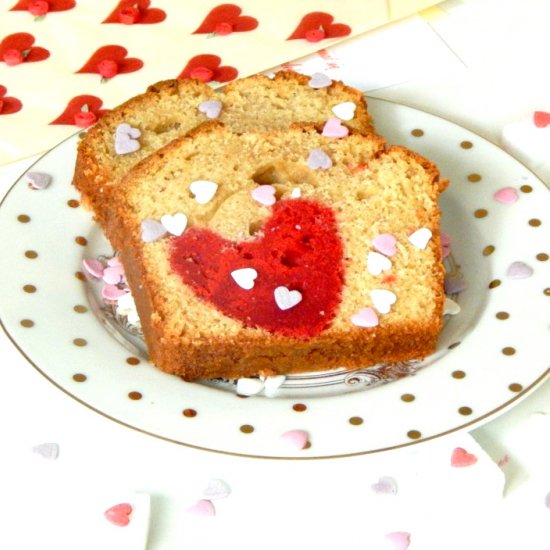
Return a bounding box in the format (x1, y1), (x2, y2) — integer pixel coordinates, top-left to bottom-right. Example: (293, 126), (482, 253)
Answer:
(372, 234), (397, 257)
(440, 232), (452, 247)
(451, 447), (478, 467)
(115, 123), (141, 155)
(308, 72), (332, 89)
(307, 147), (332, 170)
(198, 99), (222, 119)
(322, 117), (349, 138)
(494, 187), (518, 204)
(351, 307), (379, 328)
(26, 171), (52, 190)
(506, 261), (533, 279)
(545, 491), (550, 509)
(251, 185), (276, 206)
(280, 430), (309, 450)
(371, 476), (397, 495)
(441, 244), (451, 258)
(82, 258), (104, 279)
(187, 499), (216, 516)
(102, 265), (124, 285)
(385, 531), (411, 550)
(104, 503), (132, 527)
(444, 277), (467, 295)
(107, 256), (122, 267)
(102, 284), (128, 302)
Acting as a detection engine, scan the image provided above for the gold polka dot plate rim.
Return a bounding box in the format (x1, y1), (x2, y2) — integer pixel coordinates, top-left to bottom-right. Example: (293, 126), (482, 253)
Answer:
(0, 98), (548, 459)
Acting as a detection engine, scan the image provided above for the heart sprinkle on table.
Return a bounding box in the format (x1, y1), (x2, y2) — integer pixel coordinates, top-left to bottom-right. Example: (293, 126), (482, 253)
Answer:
(202, 478), (231, 500)
(506, 261), (533, 279)
(26, 171), (51, 190)
(371, 476), (398, 496)
(104, 502), (133, 527)
(385, 531), (411, 550)
(451, 447), (478, 467)
(32, 442), (59, 460)
(494, 186), (519, 204)
(187, 499), (216, 516)
(280, 430), (309, 450)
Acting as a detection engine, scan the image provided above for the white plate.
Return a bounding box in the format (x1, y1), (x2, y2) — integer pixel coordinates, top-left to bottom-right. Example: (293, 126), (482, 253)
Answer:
(0, 98), (548, 458)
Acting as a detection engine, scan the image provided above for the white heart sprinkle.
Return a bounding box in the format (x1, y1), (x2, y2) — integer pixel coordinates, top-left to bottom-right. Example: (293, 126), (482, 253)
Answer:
(231, 268), (258, 290)
(141, 218), (167, 242)
(198, 99), (222, 119)
(251, 185), (276, 206)
(236, 377), (264, 396)
(290, 187), (301, 198)
(371, 289), (397, 314)
(32, 442), (59, 460)
(263, 375), (286, 396)
(274, 286), (302, 310)
(331, 101), (356, 121)
(444, 297), (461, 315)
(367, 251), (392, 276)
(408, 227), (432, 249)
(160, 213), (188, 236)
(190, 180), (218, 204)
(202, 479), (231, 500)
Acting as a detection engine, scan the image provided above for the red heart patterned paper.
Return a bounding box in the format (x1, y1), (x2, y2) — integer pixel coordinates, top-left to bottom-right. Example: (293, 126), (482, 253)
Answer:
(0, 33), (50, 64)
(76, 45), (144, 76)
(287, 12), (351, 41)
(193, 4), (259, 34)
(0, 85), (23, 115)
(102, 0), (166, 24)
(10, 0), (75, 11)
(50, 95), (109, 126)
(177, 54), (238, 83)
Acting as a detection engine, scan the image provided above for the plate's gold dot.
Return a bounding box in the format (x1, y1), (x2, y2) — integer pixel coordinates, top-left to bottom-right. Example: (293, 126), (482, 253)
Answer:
(483, 245), (495, 256)
(240, 424), (254, 434)
(411, 128), (424, 137)
(67, 199), (80, 208)
(20, 319), (34, 328)
(73, 338), (87, 347)
(452, 370), (466, 379)
(349, 416), (364, 425)
(72, 373), (87, 382)
(458, 406), (473, 416)
(126, 356), (140, 366)
(75, 271), (86, 281)
(73, 305), (88, 313)
(24, 250), (38, 259)
(17, 214), (30, 223)
(128, 391), (142, 400)
(182, 408), (197, 417)
(75, 236), (87, 246)
(474, 208), (488, 218)
(401, 393), (415, 402)
(292, 403), (307, 412)
(529, 218), (542, 227)
(502, 346), (516, 356)
(489, 279), (501, 289)
(536, 253), (549, 262)
(407, 430), (422, 440)
(460, 140), (473, 149)
(468, 173), (481, 182)
(448, 341), (461, 350)
(520, 185), (533, 193)
(23, 284), (36, 293)
(508, 383), (523, 392)
(496, 311), (510, 320)
(544, 288), (550, 296)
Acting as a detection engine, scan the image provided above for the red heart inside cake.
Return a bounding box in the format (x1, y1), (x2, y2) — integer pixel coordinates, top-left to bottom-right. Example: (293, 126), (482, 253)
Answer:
(169, 199), (345, 338)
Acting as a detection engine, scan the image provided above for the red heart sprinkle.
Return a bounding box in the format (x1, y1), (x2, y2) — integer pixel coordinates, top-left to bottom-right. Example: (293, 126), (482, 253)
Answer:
(104, 502), (132, 527)
(533, 111), (550, 128)
(451, 447), (478, 467)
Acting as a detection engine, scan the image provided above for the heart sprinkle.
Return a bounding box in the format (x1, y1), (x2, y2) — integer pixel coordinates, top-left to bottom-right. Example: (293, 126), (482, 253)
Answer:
(444, 277), (467, 295)
(251, 184), (277, 206)
(114, 123), (141, 155)
(385, 531), (411, 550)
(102, 284), (128, 302)
(202, 479), (231, 500)
(141, 218), (167, 242)
(331, 101), (356, 121)
(104, 503), (133, 527)
(351, 307), (379, 328)
(274, 286), (302, 310)
(506, 261), (534, 279)
(263, 374), (286, 396)
(494, 186), (519, 204)
(371, 289), (397, 314)
(161, 213), (188, 236)
(367, 251), (392, 276)
(545, 491), (550, 509)
(280, 430), (309, 450)
(26, 171), (51, 190)
(372, 234), (397, 257)
(451, 447), (478, 467)
(533, 111), (550, 128)
(443, 297), (461, 315)
(32, 442), (59, 460)
(371, 476), (397, 495)
(322, 117), (349, 138)
(187, 499), (216, 516)
(290, 187), (302, 198)
(189, 180), (218, 204)
(231, 267), (258, 290)
(236, 377), (264, 396)
(82, 258), (105, 279)
(308, 72), (332, 89)
(198, 99), (222, 119)
(408, 227), (432, 250)
(102, 264), (124, 285)
(307, 147), (332, 170)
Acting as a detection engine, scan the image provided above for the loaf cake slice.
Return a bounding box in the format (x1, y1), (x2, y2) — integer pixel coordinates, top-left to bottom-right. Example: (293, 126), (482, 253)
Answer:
(110, 123), (446, 381)
(73, 70), (373, 238)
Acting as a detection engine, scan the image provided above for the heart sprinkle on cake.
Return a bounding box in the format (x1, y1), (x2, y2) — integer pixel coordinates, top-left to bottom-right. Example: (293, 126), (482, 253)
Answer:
(114, 123), (141, 155)
(408, 227), (432, 250)
(307, 147), (332, 170)
(331, 101), (356, 121)
(198, 99), (222, 119)
(308, 72), (332, 89)
(322, 117), (349, 138)
(189, 179), (218, 204)
(169, 199), (344, 338)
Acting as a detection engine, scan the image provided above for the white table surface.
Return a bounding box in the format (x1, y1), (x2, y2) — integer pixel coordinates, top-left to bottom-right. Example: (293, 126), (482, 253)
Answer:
(1, 1), (549, 549)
